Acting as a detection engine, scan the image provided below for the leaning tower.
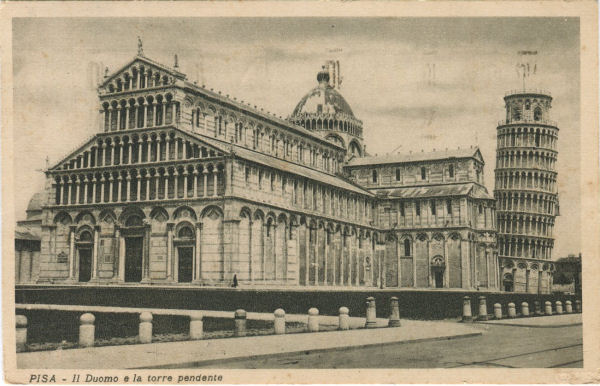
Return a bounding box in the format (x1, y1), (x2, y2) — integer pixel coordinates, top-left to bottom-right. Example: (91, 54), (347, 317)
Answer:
(494, 90), (559, 293)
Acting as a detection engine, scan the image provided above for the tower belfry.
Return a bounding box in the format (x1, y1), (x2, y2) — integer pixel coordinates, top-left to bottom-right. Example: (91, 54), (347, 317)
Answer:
(516, 50), (538, 90)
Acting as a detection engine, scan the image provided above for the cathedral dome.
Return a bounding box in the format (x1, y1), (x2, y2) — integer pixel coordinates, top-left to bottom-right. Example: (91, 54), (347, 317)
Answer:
(291, 69), (356, 118)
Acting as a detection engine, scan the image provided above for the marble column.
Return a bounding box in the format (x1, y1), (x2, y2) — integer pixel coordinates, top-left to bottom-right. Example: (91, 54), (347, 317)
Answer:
(68, 226), (76, 279)
(166, 223), (174, 280)
(194, 223), (202, 282)
(117, 228), (125, 281)
(91, 226), (99, 280)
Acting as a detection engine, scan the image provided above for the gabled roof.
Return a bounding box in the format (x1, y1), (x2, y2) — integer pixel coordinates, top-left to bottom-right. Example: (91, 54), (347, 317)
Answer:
(100, 55), (186, 88)
(186, 131), (374, 197)
(379, 182), (493, 200)
(346, 147), (484, 167)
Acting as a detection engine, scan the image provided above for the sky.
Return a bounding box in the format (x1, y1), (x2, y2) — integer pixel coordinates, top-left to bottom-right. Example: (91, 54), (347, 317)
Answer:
(12, 17), (580, 258)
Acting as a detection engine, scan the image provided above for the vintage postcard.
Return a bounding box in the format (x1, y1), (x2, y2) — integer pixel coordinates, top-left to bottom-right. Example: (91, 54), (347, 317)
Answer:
(1, 1), (598, 384)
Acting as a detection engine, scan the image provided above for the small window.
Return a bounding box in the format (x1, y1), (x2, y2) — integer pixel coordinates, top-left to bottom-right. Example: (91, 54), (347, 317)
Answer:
(446, 199), (452, 215)
(421, 167), (427, 180)
(525, 100), (531, 110)
(534, 107), (542, 121)
(431, 201), (436, 216)
(258, 171), (263, 189)
(282, 176), (286, 192)
(395, 168), (401, 181)
(270, 174), (275, 191)
(245, 167), (250, 183)
(372, 170), (378, 183)
(449, 164), (454, 178)
(399, 201), (405, 217)
(416, 202), (421, 216)
(478, 204), (483, 214)
(404, 239), (411, 256)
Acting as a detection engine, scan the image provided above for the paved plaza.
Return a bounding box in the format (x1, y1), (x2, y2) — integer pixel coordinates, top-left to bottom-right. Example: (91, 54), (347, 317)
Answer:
(188, 317), (582, 369)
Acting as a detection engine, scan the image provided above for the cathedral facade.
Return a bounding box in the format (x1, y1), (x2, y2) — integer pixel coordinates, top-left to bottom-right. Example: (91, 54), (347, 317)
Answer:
(15, 47), (552, 293)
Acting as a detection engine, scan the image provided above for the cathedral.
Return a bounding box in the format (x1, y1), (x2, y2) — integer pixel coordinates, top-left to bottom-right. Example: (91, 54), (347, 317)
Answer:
(14, 44), (557, 293)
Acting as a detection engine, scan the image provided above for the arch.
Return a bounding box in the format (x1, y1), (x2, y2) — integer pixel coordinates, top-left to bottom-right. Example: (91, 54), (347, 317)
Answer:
(149, 206), (169, 222)
(118, 205), (146, 224)
(239, 207), (252, 219)
(253, 209), (265, 221)
(76, 226), (94, 242)
(431, 255), (445, 266)
(349, 139), (362, 157)
(75, 210), (96, 225)
(175, 221), (195, 239)
(201, 205), (224, 219)
(53, 211), (73, 225)
(173, 205), (197, 221)
(325, 133), (345, 148)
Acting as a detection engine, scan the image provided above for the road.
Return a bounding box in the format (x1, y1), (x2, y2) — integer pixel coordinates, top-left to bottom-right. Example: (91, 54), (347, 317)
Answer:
(190, 323), (582, 368)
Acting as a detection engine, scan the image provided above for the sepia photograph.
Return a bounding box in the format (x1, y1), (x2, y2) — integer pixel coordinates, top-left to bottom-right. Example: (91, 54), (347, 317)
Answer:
(2, 2), (598, 383)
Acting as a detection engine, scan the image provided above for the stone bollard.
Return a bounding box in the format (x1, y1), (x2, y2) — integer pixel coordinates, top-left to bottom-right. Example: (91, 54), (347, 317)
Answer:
(16, 315), (28, 353)
(544, 301), (553, 316)
(79, 313), (95, 348)
(507, 303), (517, 318)
(388, 297), (401, 327)
(338, 307), (350, 330)
(189, 312), (204, 340)
(365, 297), (377, 328)
(565, 300), (573, 313)
(521, 302), (530, 317)
(307, 308), (319, 332)
(234, 309), (247, 337)
(534, 300), (543, 316)
(493, 303), (502, 320)
(462, 296), (472, 322)
(556, 301), (563, 314)
(575, 300), (582, 313)
(477, 296), (488, 321)
(138, 312), (153, 344)
(274, 309), (286, 335)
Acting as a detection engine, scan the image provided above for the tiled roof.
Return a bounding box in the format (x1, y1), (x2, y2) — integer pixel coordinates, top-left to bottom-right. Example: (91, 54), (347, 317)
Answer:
(15, 225), (41, 241)
(381, 183), (493, 200)
(346, 148), (481, 167)
(187, 132), (374, 197)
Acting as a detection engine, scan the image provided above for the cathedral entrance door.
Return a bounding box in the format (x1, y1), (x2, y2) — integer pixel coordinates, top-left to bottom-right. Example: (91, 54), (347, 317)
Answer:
(178, 247), (193, 283)
(78, 248), (92, 282)
(125, 237), (143, 282)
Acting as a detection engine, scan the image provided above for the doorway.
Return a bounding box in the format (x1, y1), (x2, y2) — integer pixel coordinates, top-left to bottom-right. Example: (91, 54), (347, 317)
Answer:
(178, 247), (193, 283)
(78, 248), (92, 282)
(434, 269), (444, 288)
(125, 237), (143, 282)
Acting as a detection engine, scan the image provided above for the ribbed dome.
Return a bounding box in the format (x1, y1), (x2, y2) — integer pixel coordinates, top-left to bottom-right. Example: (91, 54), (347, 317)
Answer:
(291, 72), (356, 118)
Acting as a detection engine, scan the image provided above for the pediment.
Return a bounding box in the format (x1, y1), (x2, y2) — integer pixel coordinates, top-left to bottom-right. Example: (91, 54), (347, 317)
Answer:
(99, 56), (186, 93)
(473, 148), (484, 164)
(48, 128), (230, 173)
(49, 135), (102, 171)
